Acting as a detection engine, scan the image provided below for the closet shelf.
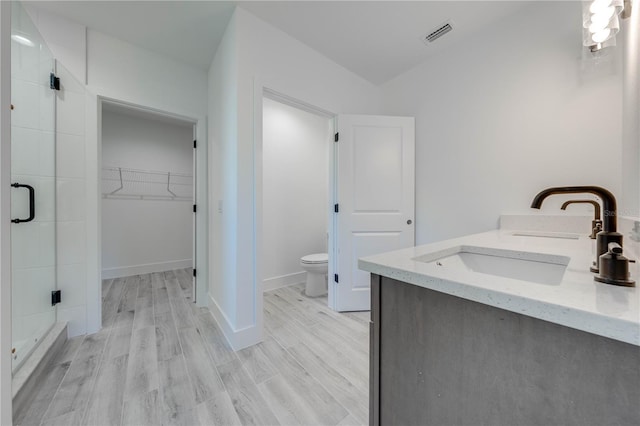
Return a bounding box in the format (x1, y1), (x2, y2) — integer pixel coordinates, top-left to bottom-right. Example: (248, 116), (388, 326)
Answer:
(102, 166), (193, 201)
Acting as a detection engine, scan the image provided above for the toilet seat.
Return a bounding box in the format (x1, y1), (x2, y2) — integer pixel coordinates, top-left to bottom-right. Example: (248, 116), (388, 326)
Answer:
(301, 253), (328, 264)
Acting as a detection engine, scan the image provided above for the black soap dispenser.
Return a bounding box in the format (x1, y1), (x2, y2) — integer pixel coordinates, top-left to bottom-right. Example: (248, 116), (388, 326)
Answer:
(595, 243), (636, 287)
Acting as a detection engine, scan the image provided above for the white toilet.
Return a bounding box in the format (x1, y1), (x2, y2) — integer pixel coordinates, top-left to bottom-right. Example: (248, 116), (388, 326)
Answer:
(300, 253), (328, 297)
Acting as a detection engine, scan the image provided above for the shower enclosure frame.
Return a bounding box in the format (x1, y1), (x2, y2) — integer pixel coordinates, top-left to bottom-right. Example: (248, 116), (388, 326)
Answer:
(1, 2), (14, 423)
(9, 3), (59, 371)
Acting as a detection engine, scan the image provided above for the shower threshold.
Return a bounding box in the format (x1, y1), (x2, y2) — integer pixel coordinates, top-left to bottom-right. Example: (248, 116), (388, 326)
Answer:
(12, 322), (68, 420)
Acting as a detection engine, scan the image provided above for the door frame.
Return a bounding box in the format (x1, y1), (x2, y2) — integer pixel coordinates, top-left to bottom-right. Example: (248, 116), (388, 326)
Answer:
(253, 80), (339, 339)
(98, 97), (198, 273)
(91, 95), (208, 331)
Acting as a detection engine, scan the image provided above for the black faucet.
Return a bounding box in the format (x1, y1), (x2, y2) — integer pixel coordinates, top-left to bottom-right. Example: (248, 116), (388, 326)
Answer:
(530, 186), (622, 274)
(560, 199), (602, 239)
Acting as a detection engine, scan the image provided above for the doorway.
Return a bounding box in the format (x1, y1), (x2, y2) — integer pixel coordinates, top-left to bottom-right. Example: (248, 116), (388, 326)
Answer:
(261, 97), (333, 297)
(100, 102), (197, 298)
(258, 89), (416, 316)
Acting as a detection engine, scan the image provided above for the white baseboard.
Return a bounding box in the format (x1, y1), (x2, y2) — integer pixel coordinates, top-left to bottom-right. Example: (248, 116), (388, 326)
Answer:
(101, 259), (192, 279)
(263, 271), (306, 292)
(208, 294), (262, 351)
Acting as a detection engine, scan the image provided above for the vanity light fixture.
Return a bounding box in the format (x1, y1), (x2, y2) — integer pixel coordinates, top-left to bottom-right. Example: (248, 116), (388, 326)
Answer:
(582, 0), (625, 51)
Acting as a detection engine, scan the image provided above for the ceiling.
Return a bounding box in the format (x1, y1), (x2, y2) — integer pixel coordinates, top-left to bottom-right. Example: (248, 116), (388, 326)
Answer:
(30, 1), (532, 85)
(30, 1), (236, 70)
(240, 1), (532, 84)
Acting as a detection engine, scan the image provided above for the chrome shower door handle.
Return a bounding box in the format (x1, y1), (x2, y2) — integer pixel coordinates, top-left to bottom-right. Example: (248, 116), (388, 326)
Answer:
(11, 183), (35, 223)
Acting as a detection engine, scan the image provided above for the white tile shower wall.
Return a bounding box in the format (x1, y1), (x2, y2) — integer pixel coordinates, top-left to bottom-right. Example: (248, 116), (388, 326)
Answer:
(10, 4), (57, 351)
(57, 178), (85, 222)
(11, 127), (55, 177)
(55, 62), (87, 337)
(55, 133), (84, 179)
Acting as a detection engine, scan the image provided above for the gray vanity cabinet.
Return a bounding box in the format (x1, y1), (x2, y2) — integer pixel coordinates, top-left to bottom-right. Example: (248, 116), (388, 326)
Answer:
(369, 274), (640, 426)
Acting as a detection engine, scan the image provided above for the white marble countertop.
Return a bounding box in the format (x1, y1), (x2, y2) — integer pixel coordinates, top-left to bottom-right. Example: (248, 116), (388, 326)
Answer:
(359, 228), (640, 346)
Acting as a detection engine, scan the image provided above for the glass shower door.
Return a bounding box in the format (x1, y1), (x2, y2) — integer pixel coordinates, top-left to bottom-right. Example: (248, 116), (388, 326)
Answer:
(10, 1), (57, 370)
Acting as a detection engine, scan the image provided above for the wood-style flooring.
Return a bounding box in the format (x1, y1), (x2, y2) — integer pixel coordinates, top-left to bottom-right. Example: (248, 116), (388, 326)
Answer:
(15, 269), (369, 426)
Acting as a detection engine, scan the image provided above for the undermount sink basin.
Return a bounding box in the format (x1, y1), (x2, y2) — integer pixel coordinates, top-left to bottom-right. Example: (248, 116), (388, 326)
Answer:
(413, 245), (570, 285)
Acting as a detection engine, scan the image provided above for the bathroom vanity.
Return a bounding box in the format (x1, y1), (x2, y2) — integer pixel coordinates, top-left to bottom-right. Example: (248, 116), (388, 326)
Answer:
(360, 221), (640, 426)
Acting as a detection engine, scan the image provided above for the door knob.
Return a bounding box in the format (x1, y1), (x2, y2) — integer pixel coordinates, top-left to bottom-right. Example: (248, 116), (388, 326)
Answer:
(407, 220), (412, 225)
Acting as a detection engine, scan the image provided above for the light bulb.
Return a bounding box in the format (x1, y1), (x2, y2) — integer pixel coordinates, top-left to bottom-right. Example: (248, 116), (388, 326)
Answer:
(590, 6), (615, 30)
(590, 0), (613, 13)
(589, 20), (608, 33)
(592, 28), (612, 43)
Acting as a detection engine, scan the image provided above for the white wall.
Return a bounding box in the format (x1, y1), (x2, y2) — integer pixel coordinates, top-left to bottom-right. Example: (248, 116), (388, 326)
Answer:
(622, 1), (640, 218)
(262, 97), (330, 291)
(381, 2), (624, 244)
(101, 110), (193, 174)
(208, 11), (238, 343)
(55, 62), (88, 337)
(87, 30), (207, 119)
(26, 6), (208, 118)
(101, 109), (193, 278)
(208, 7), (383, 349)
(25, 5), (210, 333)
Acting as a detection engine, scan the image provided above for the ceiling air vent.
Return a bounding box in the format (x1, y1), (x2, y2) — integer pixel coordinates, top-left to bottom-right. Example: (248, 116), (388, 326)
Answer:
(422, 20), (453, 45)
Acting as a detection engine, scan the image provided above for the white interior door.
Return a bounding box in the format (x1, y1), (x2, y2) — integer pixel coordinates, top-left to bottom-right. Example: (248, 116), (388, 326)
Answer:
(333, 115), (415, 311)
